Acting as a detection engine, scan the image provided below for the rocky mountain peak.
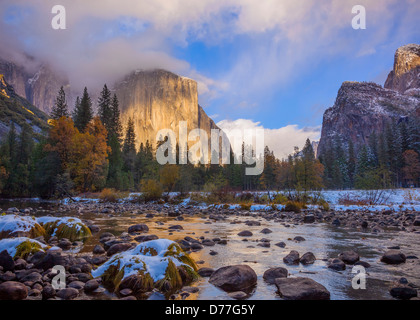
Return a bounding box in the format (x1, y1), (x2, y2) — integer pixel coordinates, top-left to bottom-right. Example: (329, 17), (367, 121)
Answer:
(384, 44), (420, 95)
(393, 44), (420, 77)
(318, 44), (420, 158)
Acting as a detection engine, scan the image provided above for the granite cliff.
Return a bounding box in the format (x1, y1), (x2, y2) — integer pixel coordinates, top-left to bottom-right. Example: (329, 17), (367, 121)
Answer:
(114, 69), (224, 150)
(318, 44), (420, 157)
(0, 58), (68, 115)
(0, 56), (224, 152)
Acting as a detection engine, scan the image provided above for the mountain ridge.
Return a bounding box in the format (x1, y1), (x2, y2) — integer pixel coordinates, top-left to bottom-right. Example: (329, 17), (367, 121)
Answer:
(318, 44), (420, 158)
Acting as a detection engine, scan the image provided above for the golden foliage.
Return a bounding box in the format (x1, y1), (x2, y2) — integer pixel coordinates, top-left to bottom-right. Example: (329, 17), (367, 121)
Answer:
(140, 179), (163, 202)
(45, 116), (110, 192)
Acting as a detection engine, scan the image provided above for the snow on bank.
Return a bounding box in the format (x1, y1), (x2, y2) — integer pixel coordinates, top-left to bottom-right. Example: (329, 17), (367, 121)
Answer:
(56, 189), (420, 212)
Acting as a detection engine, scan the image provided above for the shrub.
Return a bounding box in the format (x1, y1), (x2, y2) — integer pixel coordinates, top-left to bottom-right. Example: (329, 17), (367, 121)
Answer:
(99, 188), (119, 203)
(272, 193), (288, 205)
(141, 179), (163, 202)
(284, 201), (304, 213)
(240, 203), (251, 211)
(238, 192), (254, 202)
(318, 199), (330, 211)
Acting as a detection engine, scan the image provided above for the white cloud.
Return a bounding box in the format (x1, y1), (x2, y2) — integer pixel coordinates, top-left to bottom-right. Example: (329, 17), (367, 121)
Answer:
(217, 118), (320, 159)
(0, 0), (418, 105)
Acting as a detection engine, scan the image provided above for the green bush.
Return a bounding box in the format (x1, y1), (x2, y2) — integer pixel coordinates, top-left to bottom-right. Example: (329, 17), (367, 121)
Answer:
(272, 193), (288, 205)
(318, 199), (330, 211)
(141, 179), (163, 202)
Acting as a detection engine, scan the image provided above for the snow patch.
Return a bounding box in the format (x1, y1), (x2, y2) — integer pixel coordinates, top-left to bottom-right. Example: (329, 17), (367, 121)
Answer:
(0, 237), (47, 257)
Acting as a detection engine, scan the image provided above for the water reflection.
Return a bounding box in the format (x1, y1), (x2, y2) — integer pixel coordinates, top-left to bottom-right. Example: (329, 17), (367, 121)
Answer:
(1, 200), (419, 300)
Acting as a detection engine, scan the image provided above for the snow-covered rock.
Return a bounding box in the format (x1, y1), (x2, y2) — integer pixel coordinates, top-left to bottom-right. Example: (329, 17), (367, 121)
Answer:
(0, 215), (45, 239)
(37, 216), (91, 241)
(91, 239), (198, 293)
(0, 237), (48, 258)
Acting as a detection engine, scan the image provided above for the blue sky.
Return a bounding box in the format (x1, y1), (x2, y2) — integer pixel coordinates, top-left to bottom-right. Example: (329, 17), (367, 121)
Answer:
(1, 0), (419, 157)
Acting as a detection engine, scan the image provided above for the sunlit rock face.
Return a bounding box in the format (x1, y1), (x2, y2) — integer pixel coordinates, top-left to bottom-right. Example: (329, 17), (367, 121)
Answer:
(114, 69), (222, 150)
(384, 44), (420, 95)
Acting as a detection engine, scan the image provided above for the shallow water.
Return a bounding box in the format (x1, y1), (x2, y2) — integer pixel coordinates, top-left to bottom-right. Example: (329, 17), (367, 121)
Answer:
(1, 199), (419, 300)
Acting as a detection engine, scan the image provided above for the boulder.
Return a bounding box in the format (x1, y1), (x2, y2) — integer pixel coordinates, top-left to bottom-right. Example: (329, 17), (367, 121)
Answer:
(0, 281), (28, 300)
(42, 285), (56, 300)
(283, 251), (300, 265)
(237, 230), (253, 237)
(263, 267), (288, 284)
(300, 252), (316, 265)
(68, 281), (85, 290)
(390, 286), (418, 300)
(293, 236), (305, 242)
(92, 245), (106, 255)
(33, 253), (65, 271)
(328, 258), (346, 271)
(127, 224), (149, 234)
(0, 250), (15, 272)
(338, 250), (360, 265)
(20, 271), (42, 284)
(134, 235), (159, 243)
(381, 250), (406, 265)
(56, 288), (79, 300)
(198, 268), (214, 277)
(209, 265), (257, 292)
(275, 242), (286, 248)
(275, 277), (330, 300)
(84, 280), (100, 292)
(107, 243), (133, 256)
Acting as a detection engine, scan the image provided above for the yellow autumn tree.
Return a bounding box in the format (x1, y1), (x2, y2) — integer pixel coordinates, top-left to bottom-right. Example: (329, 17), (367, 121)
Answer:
(69, 117), (110, 192)
(45, 116), (78, 170)
(45, 116), (110, 192)
(160, 165), (180, 194)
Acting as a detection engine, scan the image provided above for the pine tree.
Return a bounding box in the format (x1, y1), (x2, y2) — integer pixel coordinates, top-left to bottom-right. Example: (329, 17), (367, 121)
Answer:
(123, 117), (137, 174)
(97, 84), (112, 131)
(73, 87), (93, 132)
(105, 94), (124, 188)
(355, 145), (380, 189)
(110, 94), (123, 140)
(385, 121), (403, 187)
(347, 140), (356, 187)
(72, 96), (80, 121)
(407, 117), (420, 154)
(51, 86), (69, 120)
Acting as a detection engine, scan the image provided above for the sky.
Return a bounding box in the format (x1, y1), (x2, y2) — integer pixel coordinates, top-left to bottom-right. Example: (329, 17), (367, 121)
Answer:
(1, 0), (419, 158)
